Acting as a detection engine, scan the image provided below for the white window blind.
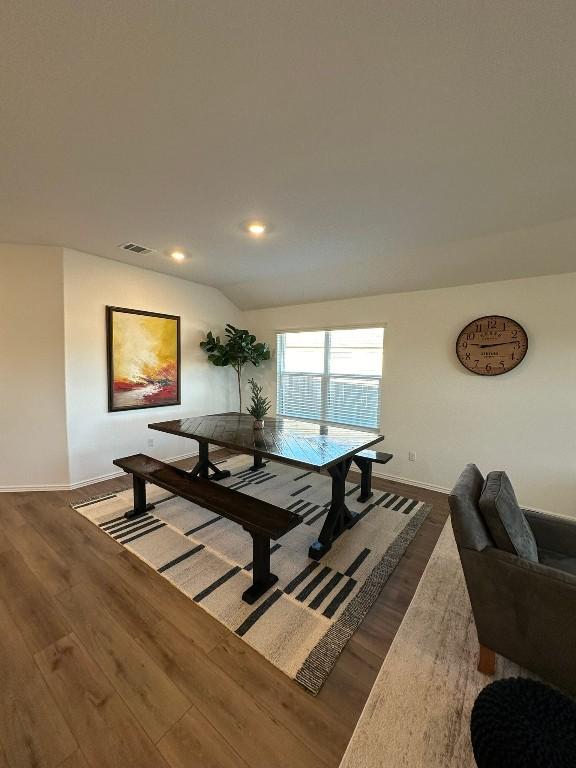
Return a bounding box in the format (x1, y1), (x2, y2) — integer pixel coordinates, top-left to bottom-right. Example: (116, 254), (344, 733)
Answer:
(277, 327), (384, 430)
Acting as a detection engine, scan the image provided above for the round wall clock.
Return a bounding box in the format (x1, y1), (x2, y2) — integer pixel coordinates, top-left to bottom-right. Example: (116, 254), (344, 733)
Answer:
(456, 315), (528, 376)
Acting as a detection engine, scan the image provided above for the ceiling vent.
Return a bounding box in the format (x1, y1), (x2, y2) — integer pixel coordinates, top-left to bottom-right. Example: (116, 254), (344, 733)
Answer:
(117, 242), (155, 255)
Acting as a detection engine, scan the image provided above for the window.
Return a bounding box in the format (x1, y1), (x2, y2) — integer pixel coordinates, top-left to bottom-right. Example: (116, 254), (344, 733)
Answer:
(276, 327), (384, 430)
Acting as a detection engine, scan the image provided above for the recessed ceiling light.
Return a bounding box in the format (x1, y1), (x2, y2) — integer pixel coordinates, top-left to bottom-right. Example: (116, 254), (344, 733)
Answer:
(171, 250), (186, 262)
(243, 221), (268, 236)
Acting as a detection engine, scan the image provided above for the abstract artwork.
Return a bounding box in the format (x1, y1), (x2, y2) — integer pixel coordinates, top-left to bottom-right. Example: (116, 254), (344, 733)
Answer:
(106, 306), (181, 412)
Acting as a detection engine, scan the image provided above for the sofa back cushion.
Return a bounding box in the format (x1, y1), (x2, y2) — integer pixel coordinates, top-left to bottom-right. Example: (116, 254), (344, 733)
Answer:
(479, 471), (538, 562)
(449, 464), (493, 552)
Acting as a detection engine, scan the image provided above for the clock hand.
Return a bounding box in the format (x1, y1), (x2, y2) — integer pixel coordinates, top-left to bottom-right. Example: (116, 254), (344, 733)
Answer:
(468, 342), (515, 348)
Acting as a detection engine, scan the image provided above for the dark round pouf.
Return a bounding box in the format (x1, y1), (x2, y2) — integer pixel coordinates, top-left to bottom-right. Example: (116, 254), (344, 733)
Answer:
(471, 678), (576, 768)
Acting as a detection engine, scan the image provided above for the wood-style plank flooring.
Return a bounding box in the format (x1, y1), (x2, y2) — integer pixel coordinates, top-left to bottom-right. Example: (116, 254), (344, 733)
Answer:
(0, 452), (449, 768)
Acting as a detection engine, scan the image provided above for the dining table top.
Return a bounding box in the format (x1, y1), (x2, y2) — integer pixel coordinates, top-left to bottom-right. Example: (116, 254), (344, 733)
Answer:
(149, 412), (383, 471)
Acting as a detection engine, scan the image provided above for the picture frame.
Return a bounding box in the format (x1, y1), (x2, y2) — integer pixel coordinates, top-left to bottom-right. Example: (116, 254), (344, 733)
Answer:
(106, 305), (181, 412)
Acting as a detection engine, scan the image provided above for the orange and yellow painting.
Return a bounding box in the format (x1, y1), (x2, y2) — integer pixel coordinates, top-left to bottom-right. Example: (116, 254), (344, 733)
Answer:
(107, 307), (180, 411)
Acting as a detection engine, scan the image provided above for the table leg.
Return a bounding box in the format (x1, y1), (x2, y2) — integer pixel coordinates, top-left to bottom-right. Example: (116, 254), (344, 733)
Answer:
(242, 532), (278, 604)
(249, 452), (267, 472)
(124, 475), (155, 520)
(190, 440), (231, 481)
(308, 457), (358, 560)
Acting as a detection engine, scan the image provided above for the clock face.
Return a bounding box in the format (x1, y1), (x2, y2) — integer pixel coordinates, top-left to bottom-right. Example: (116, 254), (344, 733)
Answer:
(456, 315), (528, 376)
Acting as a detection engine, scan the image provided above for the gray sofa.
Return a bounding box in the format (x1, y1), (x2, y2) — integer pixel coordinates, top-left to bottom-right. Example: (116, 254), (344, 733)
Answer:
(449, 464), (576, 695)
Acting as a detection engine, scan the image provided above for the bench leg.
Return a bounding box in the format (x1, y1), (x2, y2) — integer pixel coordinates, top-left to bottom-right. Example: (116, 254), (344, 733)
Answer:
(354, 456), (374, 502)
(124, 476), (155, 520)
(242, 532), (278, 604)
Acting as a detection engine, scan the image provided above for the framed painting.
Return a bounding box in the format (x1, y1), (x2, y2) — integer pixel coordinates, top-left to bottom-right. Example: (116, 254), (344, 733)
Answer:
(106, 306), (181, 412)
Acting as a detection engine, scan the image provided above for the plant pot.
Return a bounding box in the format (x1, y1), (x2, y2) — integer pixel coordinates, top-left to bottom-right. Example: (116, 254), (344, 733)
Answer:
(253, 419), (265, 430)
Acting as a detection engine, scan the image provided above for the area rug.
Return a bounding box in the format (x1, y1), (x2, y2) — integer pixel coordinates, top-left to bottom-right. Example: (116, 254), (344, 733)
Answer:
(73, 454), (430, 694)
(339, 521), (532, 767)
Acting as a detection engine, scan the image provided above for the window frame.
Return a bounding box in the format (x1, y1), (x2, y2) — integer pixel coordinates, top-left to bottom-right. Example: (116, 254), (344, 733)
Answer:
(276, 325), (384, 432)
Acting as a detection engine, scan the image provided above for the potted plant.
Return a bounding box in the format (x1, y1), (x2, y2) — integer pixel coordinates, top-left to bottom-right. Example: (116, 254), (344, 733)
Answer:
(246, 378), (271, 429)
(200, 324), (271, 411)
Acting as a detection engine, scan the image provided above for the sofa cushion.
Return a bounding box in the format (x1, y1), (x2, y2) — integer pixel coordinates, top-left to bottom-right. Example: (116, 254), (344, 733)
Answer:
(449, 464), (493, 552)
(479, 471), (539, 562)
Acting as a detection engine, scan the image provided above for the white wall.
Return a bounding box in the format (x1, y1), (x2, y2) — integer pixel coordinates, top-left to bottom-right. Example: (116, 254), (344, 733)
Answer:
(63, 250), (243, 486)
(0, 245), (70, 488)
(3, 245), (575, 514)
(245, 273), (576, 516)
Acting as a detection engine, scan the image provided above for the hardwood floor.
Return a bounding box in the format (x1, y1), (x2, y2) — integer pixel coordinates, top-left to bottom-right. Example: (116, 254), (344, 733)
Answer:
(0, 454), (449, 768)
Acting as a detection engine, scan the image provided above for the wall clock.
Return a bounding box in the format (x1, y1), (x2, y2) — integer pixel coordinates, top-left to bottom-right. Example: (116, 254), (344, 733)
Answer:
(456, 315), (528, 376)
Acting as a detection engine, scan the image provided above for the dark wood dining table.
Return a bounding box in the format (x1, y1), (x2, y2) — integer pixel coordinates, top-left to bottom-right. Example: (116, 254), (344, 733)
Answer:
(149, 412), (383, 559)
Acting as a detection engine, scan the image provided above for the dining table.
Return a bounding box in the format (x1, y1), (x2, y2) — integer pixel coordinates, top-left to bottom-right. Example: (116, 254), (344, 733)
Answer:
(149, 412), (384, 559)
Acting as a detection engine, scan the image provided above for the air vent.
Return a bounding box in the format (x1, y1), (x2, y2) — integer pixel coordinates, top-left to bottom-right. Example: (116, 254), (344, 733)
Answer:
(118, 242), (155, 255)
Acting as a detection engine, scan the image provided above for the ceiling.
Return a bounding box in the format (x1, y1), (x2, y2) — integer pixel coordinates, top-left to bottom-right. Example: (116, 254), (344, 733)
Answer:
(2, 0), (576, 309)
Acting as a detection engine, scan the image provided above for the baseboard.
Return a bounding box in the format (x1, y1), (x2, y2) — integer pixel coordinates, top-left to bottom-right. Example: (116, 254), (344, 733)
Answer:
(370, 467), (451, 495)
(1, 454), (556, 517)
(0, 451), (199, 493)
(0, 481), (84, 493)
(4, 463), (445, 495)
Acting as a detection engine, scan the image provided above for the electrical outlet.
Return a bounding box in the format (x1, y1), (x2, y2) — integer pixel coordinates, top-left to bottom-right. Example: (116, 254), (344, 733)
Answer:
(408, 451), (416, 462)
(147, 438), (154, 448)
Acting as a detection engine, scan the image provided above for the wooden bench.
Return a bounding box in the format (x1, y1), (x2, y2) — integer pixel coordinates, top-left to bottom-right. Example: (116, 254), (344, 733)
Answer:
(113, 454), (301, 604)
(352, 450), (394, 502)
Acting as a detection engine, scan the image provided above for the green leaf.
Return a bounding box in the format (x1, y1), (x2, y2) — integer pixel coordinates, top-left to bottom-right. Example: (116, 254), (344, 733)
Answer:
(200, 324), (271, 375)
(246, 377), (271, 419)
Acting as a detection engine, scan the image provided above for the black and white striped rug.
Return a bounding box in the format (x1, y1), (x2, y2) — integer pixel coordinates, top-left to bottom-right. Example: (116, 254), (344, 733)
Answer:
(73, 455), (430, 694)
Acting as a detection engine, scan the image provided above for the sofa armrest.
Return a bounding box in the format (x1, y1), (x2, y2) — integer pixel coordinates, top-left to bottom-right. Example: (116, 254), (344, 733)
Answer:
(484, 545), (576, 586)
(524, 509), (576, 557)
